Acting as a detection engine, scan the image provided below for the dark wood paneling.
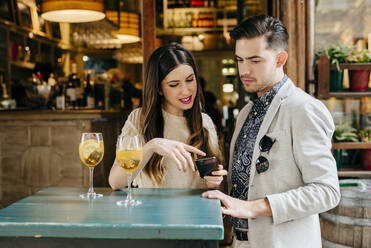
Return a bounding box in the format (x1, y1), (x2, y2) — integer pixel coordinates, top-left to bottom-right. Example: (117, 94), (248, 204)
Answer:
(274, 0), (308, 90)
(317, 55), (330, 98)
(141, 0), (156, 81)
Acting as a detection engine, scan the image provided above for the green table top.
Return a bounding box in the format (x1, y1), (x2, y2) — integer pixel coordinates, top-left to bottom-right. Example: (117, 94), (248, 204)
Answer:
(0, 187), (224, 240)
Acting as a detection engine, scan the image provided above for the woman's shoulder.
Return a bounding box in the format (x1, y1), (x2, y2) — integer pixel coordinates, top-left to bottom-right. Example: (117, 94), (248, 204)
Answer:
(201, 113), (215, 129)
(124, 108), (143, 132)
(128, 108), (142, 122)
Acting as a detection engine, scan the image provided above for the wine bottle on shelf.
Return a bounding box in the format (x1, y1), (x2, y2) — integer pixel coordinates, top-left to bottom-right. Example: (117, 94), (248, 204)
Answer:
(47, 73), (57, 86)
(168, 12), (175, 28)
(84, 74), (95, 109)
(192, 13), (198, 27)
(36, 72), (43, 85)
(191, 0), (204, 7)
(74, 75), (84, 108)
(56, 82), (65, 110)
(66, 76), (76, 109)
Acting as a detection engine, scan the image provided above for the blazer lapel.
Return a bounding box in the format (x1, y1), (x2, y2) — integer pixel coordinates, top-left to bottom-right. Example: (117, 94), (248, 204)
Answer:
(230, 102), (253, 156)
(248, 80), (294, 187)
(227, 101), (253, 192)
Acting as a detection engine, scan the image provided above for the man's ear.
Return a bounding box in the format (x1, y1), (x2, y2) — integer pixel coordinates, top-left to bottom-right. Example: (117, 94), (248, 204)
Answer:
(276, 51), (288, 68)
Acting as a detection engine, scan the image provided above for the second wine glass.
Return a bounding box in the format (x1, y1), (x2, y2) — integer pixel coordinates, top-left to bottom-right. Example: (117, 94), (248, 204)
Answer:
(116, 134), (143, 207)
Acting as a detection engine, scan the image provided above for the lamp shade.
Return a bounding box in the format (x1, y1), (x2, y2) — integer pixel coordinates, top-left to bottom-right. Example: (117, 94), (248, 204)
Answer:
(41, 0), (105, 23)
(106, 11), (140, 44)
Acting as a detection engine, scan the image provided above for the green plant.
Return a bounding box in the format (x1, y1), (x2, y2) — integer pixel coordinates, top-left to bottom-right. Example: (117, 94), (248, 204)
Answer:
(325, 45), (353, 71)
(333, 124), (359, 142)
(359, 129), (371, 142)
(347, 49), (371, 63)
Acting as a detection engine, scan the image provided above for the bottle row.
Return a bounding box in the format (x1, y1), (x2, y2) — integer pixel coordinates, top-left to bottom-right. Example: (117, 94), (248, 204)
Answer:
(168, 0), (216, 8)
(167, 0), (237, 8)
(16, 69), (127, 111)
(28, 71), (96, 110)
(167, 11), (237, 28)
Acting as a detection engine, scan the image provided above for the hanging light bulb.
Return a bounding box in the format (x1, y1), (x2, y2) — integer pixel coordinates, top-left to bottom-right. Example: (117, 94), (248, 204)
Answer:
(41, 0), (105, 23)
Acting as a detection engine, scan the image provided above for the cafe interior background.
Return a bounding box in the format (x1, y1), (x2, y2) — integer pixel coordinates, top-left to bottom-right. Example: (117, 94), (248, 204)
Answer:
(0, 0), (370, 246)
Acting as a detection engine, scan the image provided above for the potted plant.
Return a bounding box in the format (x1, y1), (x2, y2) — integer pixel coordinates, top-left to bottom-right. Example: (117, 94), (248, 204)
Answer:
(333, 124), (359, 142)
(332, 124), (359, 169)
(324, 45), (353, 92)
(347, 49), (371, 92)
(359, 129), (371, 170)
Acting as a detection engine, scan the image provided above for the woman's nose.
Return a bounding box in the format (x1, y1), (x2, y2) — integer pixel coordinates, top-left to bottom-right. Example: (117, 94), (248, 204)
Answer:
(181, 83), (192, 94)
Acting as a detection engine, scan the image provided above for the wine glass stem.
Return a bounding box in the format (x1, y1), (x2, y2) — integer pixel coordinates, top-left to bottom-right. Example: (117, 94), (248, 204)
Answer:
(88, 167), (95, 194)
(127, 173), (132, 201)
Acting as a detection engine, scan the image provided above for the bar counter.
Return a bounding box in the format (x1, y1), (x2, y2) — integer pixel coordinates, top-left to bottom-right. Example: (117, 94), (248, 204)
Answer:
(0, 109), (128, 209)
(0, 109), (126, 120)
(0, 187), (223, 247)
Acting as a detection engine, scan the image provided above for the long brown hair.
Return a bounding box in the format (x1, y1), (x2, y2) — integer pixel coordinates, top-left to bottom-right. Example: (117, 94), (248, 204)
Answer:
(141, 43), (220, 185)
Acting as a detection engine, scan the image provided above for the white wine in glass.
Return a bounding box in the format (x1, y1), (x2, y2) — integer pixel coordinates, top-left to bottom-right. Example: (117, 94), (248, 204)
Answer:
(116, 134), (143, 206)
(79, 132), (104, 199)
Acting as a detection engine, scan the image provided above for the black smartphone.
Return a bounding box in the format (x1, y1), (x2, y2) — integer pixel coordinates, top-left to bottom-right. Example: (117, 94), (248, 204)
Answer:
(195, 157), (218, 178)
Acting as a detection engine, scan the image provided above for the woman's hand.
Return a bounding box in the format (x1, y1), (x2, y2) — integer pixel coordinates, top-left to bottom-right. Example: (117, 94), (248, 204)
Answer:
(148, 138), (206, 172)
(203, 164), (227, 189)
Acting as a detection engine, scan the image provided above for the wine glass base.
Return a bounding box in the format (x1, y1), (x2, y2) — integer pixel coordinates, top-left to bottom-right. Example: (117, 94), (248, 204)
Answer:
(116, 199), (142, 207)
(80, 192), (103, 199)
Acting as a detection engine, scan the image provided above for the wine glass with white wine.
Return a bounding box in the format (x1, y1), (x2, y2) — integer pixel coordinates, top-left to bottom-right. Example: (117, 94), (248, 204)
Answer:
(79, 132), (104, 199)
(116, 134), (143, 206)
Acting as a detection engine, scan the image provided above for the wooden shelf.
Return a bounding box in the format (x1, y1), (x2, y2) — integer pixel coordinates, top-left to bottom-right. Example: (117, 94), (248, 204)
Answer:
(162, 0), (237, 36)
(330, 63), (371, 70)
(158, 27), (233, 35)
(10, 61), (35, 70)
(332, 142), (371, 150)
(317, 56), (371, 98)
(324, 91), (371, 98)
(338, 168), (371, 178)
(166, 6), (237, 12)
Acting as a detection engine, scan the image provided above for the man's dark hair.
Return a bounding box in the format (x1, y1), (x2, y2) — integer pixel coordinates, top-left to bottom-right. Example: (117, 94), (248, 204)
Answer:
(230, 15), (289, 51)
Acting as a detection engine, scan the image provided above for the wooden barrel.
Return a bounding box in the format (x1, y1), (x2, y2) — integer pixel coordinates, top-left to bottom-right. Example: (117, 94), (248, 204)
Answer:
(320, 179), (371, 248)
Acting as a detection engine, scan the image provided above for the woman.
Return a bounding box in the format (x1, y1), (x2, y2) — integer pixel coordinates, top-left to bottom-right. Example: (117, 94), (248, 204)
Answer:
(109, 43), (226, 189)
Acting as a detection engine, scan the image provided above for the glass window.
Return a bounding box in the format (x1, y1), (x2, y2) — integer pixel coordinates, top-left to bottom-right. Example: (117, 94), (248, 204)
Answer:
(314, 0), (371, 51)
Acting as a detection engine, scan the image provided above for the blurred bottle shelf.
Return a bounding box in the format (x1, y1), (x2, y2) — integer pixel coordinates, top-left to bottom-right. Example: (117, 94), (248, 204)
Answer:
(166, 6), (237, 12)
(157, 27), (233, 35)
(163, 0), (237, 34)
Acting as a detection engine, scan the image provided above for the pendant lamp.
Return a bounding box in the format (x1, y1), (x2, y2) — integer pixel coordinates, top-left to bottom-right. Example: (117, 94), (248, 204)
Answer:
(41, 0), (105, 23)
(106, 11), (140, 44)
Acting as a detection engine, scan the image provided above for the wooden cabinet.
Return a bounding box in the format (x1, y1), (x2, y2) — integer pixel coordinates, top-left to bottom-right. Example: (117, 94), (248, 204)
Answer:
(317, 55), (371, 177)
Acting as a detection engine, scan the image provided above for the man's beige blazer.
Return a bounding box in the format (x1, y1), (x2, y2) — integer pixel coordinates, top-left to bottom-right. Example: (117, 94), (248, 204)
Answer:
(227, 78), (341, 248)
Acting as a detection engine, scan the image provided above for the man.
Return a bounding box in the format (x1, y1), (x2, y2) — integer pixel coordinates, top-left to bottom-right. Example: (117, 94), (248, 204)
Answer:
(202, 15), (340, 248)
